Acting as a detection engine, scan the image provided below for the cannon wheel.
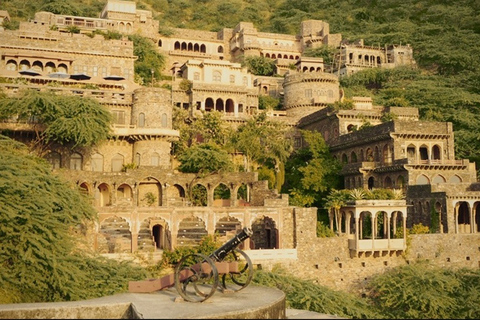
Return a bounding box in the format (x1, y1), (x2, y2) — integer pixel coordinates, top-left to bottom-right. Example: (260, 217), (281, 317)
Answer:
(174, 253), (219, 302)
(220, 248), (253, 292)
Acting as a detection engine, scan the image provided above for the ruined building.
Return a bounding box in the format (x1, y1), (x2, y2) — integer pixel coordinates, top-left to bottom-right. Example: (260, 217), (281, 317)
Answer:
(0, 0), (478, 292)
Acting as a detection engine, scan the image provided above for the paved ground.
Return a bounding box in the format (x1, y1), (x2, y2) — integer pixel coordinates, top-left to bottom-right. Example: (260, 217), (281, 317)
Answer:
(0, 285), (345, 319)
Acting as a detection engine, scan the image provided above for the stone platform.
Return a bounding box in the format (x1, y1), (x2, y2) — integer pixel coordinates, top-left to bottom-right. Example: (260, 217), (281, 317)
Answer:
(0, 286), (286, 319)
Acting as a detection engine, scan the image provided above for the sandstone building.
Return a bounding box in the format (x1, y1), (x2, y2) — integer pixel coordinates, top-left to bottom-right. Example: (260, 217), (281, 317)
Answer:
(0, 0), (478, 292)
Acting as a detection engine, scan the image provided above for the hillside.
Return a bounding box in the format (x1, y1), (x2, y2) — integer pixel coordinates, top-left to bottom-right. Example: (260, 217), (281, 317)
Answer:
(2, 0), (480, 165)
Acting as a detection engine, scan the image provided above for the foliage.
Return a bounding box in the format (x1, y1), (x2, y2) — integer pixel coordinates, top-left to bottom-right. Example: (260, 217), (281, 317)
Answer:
(258, 95), (281, 110)
(0, 89), (112, 155)
(283, 130), (342, 207)
(303, 45), (338, 66)
(160, 234), (221, 267)
(242, 56), (276, 76)
(177, 142), (233, 175)
(128, 34), (165, 85)
(316, 221), (335, 238)
(327, 98), (355, 112)
(257, 166), (276, 190)
(141, 192), (157, 206)
(172, 110), (232, 156)
(409, 223), (430, 234)
(366, 261), (480, 319)
(0, 136), (148, 303)
(253, 266), (381, 319)
(231, 112), (293, 177)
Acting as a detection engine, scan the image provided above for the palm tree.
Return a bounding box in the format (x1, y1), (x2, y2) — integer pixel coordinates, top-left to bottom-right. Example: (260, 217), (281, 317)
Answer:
(324, 189), (350, 233)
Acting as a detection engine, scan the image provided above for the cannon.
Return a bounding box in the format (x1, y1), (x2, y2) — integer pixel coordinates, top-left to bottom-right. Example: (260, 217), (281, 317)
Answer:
(129, 227), (254, 303)
(174, 227), (254, 302)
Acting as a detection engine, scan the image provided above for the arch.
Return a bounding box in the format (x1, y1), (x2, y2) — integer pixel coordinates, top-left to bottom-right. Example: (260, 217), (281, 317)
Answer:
(138, 177), (162, 206)
(151, 152), (160, 166)
(375, 211), (388, 239)
(6, 59), (17, 71)
(181, 42), (187, 50)
(111, 153), (124, 172)
(342, 153), (348, 164)
(96, 182), (111, 207)
(236, 183), (250, 206)
(187, 42), (193, 51)
(177, 216), (207, 246)
(368, 177), (374, 189)
(70, 152), (82, 170)
(366, 148), (374, 161)
(416, 174), (430, 185)
(200, 44), (206, 53)
(214, 183), (230, 207)
(174, 41), (181, 50)
(152, 220), (172, 250)
(135, 153), (141, 167)
(396, 175), (405, 189)
(32, 60), (43, 72)
(19, 59), (30, 70)
(347, 124), (356, 132)
(167, 183), (186, 206)
(383, 144), (392, 163)
(57, 63), (68, 73)
(215, 216), (241, 236)
(350, 151), (357, 163)
(46, 151), (61, 169)
(45, 62), (56, 73)
(419, 144), (429, 160)
(205, 97), (214, 111)
(251, 216), (278, 249)
(99, 216), (131, 253)
(191, 184), (207, 206)
(358, 211), (373, 240)
(193, 43), (199, 52)
(449, 175), (462, 183)
(213, 70), (221, 82)
(215, 98), (224, 112)
(225, 99), (234, 113)
(432, 174), (446, 184)
(432, 145), (441, 160)
(91, 153), (104, 172)
(138, 113), (145, 127)
(407, 144), (416, 162)
(116, 183), (133, 204)
(384, 176), (393, 188)
(457, 202), (470, 234)
(217, 45), (224, 53)
(158, 39), (162, 47)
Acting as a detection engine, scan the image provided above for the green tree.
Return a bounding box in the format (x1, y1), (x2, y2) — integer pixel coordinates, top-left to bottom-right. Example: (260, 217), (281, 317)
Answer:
(0, 136), (147, 303)
(242, 56), (276, 76)
(128, 34), (165, 85)
(283, 130), (342, 207)
(0, 89), (112, 155)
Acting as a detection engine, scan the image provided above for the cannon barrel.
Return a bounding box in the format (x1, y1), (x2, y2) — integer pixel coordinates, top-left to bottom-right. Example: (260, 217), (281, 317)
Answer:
(209, 227), (253, 262)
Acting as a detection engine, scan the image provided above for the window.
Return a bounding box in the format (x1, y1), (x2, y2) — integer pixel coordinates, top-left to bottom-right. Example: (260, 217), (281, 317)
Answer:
(230, 75), (235, 83)
(111, 154), (124, 172)
(70, 153), (82, 170)
(138, 113), (145, 127)
(194, 72), (200, 80)
(305, 89), (312, 98)
(151, 152), (160, 166)
(213, 71), (221, 82)
(161, 113), (167, 127)
(135, 153), (141, 166)
(46, 152), (61, 169)
(112, 110), (126, 125)
(91, 153), (103, 172)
